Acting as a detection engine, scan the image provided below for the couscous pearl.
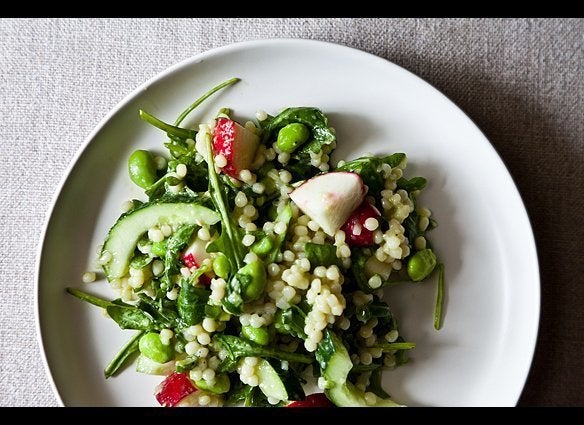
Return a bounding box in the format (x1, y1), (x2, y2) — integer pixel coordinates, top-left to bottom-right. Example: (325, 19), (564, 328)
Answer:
(196, 347), (209, 358)
(364, 392), (378, 406)
(185, 342), (199, 356)
(197, 333), (211, 345)
(385, 330), (399, 343)
(202, 368), (216, 382)
(244, 252), (259, 264)
(202, 318), (218, 333)
(415, 236), (427, 250)
(82, 272), (96, 283)
(242, 234), (256, 247)
(245, 222), (258, 232)
(176, 163), (187, 179)
(243, 204), (256, 218)
(368, 275), (382, 289)
(419, 216), (430, 232)
(214, 154), (227, 168)
(121, 200), (134, 212)
(277, 152), (290, 164)
(274, 221), (287, 235)
(98, 251), (112, 265)
(160, 224), (172, 237)
(268, 263), (280, 276)
(239, 169), (253, 183)
(198, 395), (211, 406)
(148, 228), (164, 243)
(154, 155), (167, 170)
(160, 329), (173, 341)
(364, 217), (379, 231)
(190, 369), (203, 381)
(166, 287), (179, 300)
(252, 182), (265, 194)
(279, 170), (292, 184)
(256, 110), (268, 121)
(198, 227), (211, 241)
(152, 260), (164, 276)
(235, 191), (248, 208)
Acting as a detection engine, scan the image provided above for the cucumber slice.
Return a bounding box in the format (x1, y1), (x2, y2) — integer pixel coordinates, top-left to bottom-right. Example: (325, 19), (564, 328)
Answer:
(256, 359), (288, 402)
(326, 382), (403, 407)
(135, 354), (175, 375)
(101, 200), (219, 280)
(316, 330), (402, 407)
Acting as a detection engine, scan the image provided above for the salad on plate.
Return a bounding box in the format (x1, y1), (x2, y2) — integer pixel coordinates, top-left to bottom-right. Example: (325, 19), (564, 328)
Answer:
(67, 78), (444, 407)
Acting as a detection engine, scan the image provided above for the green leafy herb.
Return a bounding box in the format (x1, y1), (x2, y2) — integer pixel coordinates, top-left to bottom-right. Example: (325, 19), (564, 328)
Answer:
(214, 335), (312, 368)
(177, 277), (211, 327)
(304, 242), (341, 269)
(104, 331), (144, 378)
(336, 153), (406, 195)
(434, 263), (445, 330)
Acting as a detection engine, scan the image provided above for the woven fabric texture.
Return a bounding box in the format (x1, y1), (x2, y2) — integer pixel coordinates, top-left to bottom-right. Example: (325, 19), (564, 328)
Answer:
(0, 18), (581, 406)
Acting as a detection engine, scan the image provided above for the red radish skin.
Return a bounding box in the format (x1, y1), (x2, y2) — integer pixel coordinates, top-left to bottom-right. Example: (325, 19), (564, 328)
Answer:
(212, 117), (259, 179)
(181, 253), (198, 268)
(341, 201), (381, 247)
(286, 393), (334, 407)
(180, 254), (212, 286)
(155, 372), (197, 407)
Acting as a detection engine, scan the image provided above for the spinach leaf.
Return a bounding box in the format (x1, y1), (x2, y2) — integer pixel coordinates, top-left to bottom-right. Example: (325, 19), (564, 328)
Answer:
(67, 287), (155, 330)
(396, 176), (427, 192)
(352, 298), (392, 324)
(336, 153), (406, 195)
(104, 330), (144, 378)
(304, 242), (341, 269)
(160, 224), (198, 293)
(177, 277), (211, 327)
(105, 304), (155, 330)
(214, 335), (313, 368)
(274, 305), (307, 339)
(137, 294), (178, 328)
(368, 367), (391, 399)
(266, 203), (292, 263)
(262, 107), (336, 153)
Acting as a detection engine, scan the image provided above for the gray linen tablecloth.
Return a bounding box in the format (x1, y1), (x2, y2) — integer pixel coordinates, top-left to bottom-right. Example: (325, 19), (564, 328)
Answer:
(0, 18), (582, 407)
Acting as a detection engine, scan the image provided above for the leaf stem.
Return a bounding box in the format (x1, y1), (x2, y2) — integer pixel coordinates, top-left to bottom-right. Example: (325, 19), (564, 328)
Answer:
(139, 109), (196, 140)
(104, 330), (144, 378)
(174, 77), (240, 126)
(434, 263), (445, 330)
(66, 287), (111, 309)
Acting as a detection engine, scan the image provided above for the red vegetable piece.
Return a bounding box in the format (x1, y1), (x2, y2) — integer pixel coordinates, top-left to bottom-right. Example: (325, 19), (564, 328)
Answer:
(341, 201), (381, 247)
(181, 253), (198, 268)
(286, 393), (334, 407)
(155, 372), (197, 407)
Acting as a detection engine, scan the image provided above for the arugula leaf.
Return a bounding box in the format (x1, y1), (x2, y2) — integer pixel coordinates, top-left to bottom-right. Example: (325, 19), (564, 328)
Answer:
(177, 277), (211, 327)
(104, 331), (144, 378)
(137, 294), (178, 328)
(336, 153), (406, 195)
(304, 242), (342, 269)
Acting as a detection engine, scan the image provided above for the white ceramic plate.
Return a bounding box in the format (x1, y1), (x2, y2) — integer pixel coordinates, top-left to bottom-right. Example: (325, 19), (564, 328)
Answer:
(36, 39), (539, 407)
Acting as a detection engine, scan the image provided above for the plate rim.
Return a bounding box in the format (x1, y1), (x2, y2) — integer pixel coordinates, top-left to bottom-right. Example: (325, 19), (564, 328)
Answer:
(35, 38), (540, 407)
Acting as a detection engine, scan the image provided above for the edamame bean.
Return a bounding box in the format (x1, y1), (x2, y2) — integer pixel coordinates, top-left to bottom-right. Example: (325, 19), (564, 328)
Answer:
(407, 248), (437, 282)
(212, 253), (230, 279)
(151, 240), (167, 257)
(138, 332), (174, 363)
(128, 149), (158, 189)
(276, 123), (310, 153)
(195, 373), (231, 394)
(237, 260), (267, 302)
(241, 324), (270, 346)
(251, 236), (274, 256)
